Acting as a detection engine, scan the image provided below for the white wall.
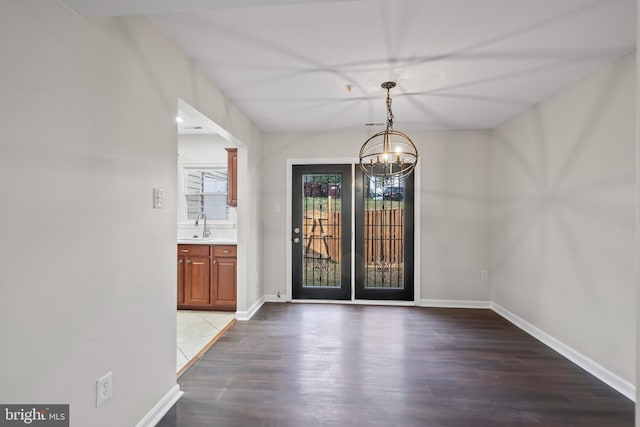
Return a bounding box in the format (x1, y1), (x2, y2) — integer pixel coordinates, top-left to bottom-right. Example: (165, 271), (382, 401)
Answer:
(178, 134), (229, 165)
(0, 2), (262, 426)
(239, 140), (265, 310)
(491, 54), (636, 385)
(262, 130), (492, 302)
(636, 1), (640, 419)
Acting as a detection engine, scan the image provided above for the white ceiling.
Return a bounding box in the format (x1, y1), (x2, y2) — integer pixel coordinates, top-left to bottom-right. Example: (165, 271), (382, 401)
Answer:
(177, 109), (217, 135)
(62, 0), (636, 133)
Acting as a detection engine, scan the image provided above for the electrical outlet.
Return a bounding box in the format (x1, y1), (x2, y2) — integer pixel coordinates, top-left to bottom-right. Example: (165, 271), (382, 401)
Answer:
(96, 372), (113, 407)
(481, 270), (489, 281)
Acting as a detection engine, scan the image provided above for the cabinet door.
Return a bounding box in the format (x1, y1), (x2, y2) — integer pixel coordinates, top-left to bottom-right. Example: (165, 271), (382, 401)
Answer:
(213, 257), (237, 309)
(184, 256), (212, 306)
(177, 257), (185, 305)
(226, 148), (238, 207)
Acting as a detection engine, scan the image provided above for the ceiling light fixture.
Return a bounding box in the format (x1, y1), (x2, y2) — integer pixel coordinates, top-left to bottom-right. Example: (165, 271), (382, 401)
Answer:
(359, 82), (418, 179)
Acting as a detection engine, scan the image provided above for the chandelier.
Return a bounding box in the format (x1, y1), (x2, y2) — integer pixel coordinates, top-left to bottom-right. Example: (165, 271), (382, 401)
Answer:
(359, 82), (418, 179)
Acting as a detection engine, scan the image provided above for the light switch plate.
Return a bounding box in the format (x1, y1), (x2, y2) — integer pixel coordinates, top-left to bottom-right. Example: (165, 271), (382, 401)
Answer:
(153, 188), (163, 209)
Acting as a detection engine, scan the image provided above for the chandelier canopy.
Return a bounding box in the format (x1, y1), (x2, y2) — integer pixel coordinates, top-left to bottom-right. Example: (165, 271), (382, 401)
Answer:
(359, 82), (418, 179)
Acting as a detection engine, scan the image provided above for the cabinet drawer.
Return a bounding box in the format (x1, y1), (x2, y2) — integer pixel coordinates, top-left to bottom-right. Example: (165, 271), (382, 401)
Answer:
(178, 244), (210, 257)
(213, 245), (237, 257)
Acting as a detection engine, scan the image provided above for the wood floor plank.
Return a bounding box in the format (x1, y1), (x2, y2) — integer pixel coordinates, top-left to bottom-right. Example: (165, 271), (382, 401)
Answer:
(157, 303), (634, 427)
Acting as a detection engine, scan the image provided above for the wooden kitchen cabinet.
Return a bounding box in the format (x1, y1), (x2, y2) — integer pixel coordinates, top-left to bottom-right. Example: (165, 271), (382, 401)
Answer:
(177, 245), (212, 307)
(225, 148), (237, 207)
(184, 255), (211, 306)
(212, 245), (237, 311)
(177, 244), (237, 311)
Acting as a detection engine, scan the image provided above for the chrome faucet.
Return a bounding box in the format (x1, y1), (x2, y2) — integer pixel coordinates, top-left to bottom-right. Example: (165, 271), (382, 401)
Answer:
(195, 213), (211, 238)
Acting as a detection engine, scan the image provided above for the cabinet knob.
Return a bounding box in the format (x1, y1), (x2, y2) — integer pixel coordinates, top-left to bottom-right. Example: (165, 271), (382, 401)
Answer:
(222, 250), (230, 254)
(187, 259), (192, 264)
(180, 249), (189, 253)
(178, 259), (183, 264)
(213, 260), (217, 265)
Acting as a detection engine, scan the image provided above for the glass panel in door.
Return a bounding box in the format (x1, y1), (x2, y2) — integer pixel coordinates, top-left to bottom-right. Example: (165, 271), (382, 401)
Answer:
(355, 172), (414, 300)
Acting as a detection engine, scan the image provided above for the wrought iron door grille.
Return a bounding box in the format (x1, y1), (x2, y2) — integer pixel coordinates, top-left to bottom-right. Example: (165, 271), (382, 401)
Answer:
(301, 173), (342, 288)
(363, 176), (405, 289)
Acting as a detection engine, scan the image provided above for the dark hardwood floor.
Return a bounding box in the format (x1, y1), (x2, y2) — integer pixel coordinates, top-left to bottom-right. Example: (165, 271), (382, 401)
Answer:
(157, 303), (634, 427)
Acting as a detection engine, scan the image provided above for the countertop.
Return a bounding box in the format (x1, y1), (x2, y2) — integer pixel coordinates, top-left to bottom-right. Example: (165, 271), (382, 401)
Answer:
(177, 238), (237, 245)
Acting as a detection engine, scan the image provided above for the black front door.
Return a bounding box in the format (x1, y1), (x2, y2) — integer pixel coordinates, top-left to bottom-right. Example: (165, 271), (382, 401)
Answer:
(292, 164), (352, 300)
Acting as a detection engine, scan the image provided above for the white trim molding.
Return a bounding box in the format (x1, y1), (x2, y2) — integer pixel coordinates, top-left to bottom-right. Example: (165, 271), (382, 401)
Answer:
(420, 299), (492, 309)
(135, 384), (183, 427)
(492, 303), (636, 402)
(235, 296), (265, 321)
(266, 296), (419, 306)
(264, 294), (287, 303)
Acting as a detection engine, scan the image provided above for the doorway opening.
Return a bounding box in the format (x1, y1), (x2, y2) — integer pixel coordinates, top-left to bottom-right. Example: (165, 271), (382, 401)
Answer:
(175, 100), (246, 374)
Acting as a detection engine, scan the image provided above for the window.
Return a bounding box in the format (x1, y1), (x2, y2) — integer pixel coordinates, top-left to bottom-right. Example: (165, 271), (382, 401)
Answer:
(185, 167), (228, 220)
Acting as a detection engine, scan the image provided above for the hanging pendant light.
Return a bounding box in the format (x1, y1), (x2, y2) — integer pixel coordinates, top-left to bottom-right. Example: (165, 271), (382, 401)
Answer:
(359, 82), (418, 179)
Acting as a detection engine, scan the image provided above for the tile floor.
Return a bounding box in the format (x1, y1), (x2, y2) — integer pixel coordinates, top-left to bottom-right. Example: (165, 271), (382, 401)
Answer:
(176, 310), (235, 373)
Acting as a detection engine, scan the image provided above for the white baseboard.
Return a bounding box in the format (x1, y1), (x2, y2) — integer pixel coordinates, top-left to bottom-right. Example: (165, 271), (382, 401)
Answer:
(492, 303), (635, 402)
(264, 296), (417, 306)
(235, 296), (265, 321)
(420, 299), (492, 309)
(265, 297), (490, 308)
(135, 384), (183, 427)
(264, 294), (287, 303)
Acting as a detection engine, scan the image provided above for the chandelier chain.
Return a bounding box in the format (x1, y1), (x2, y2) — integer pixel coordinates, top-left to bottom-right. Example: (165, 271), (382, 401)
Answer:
(386, 88), (394, 130)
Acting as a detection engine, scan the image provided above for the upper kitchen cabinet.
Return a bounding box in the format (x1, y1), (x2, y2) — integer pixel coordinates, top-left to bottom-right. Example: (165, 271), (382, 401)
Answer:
(225, 148), (238, 207)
